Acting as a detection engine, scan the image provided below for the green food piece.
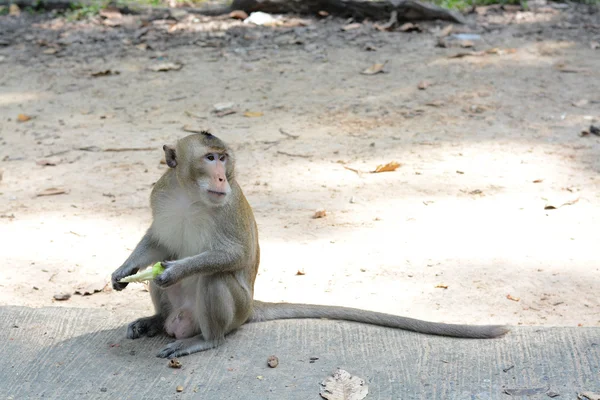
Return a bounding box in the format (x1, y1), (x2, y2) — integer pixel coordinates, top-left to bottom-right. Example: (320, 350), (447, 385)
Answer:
(119, 262), (165, 283)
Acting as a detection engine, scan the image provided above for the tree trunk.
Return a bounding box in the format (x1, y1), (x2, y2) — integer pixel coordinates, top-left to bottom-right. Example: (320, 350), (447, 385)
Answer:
(231, 0), (466, 23)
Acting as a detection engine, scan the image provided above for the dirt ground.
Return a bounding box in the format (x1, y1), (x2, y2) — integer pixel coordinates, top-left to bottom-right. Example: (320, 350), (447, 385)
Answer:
(0, 3), (599, 330)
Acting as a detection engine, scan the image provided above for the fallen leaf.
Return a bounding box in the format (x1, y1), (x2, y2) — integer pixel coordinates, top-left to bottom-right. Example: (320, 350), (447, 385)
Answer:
(533, 179), (543, 183)
(360, 63), (386, 75)
(506, 294), (520, 302)
(469, 189), (483, 195)
(399, 22), (421, 32)
(579, 393), (600, 400)
(182, 125), (206, 134)
(36, 158), (60, 166)
(53, 293), (71, 301)
(418, 80), (433, 90)
(554, 63), (586, 73)
(243, 111), (263, 118)
(341, 23), (361, 31)
(320, 369), (368, 400)
(91, 70), (120, 77)
(435, 284), (448, 289)
(17, 114), (32, 122)
(437, 25), (453, 37)
(36, 187), (69, 197)
(267, 355), (279, 368)
(572, 99), (589, 108)
(9, 3), (20, 16)
(168, 358), (182, 369)
(456, 170), (464, 174)
(74, 280), (109, 296)
(425, 99), (445, 107)
(296, 269), (306, 276)
(229, 10), (248, 19)
(148, 62), (183, 72)
(313, 209), (327, 219)
(372, 161), (400, 173)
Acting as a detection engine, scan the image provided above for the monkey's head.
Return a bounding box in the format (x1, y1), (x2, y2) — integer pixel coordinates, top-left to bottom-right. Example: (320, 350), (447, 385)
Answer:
(163, 132), (235, 207)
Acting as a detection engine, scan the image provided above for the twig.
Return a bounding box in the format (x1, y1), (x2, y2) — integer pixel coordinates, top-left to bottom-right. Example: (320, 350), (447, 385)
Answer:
(103, 147), (155, 152)
(279, 128), (300, 139)
(277, 151), (310, 158)
(343, 165), (362, 174)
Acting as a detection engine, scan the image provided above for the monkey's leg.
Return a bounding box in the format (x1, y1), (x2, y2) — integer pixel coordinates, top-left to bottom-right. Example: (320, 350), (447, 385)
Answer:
(156, 335), (219, 358)
(127, 315), (164, 339)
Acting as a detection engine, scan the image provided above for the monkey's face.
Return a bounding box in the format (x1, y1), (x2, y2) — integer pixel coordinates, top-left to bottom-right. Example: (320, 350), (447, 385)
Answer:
(190, 151), (232, 207)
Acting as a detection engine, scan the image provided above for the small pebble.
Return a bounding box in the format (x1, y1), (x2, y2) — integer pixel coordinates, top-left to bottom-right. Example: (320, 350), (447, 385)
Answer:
(267, 355), (279, 368)
(176, 386), (184, 393)
(53, 293), (71, 301)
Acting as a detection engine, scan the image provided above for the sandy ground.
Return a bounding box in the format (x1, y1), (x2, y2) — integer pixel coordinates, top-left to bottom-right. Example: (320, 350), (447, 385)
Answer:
(0, 3), (599, 330)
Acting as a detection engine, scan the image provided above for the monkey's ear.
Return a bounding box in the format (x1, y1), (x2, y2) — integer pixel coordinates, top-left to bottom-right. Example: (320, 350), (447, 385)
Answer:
(163, 145), (177, 168)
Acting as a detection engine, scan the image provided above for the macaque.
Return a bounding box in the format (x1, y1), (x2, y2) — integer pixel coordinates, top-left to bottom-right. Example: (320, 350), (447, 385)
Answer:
(111, 132), (508, 358)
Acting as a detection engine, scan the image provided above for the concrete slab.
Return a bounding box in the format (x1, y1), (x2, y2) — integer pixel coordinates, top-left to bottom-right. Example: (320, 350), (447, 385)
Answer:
(1, 306), (599, 399)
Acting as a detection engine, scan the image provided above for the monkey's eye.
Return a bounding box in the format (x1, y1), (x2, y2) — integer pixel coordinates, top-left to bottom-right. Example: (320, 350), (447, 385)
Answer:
(206, 154), (215, 161)
(219, 154), (226, 162)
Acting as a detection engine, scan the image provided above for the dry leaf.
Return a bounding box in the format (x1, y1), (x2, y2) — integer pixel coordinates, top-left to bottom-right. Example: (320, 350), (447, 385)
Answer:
(425, 99), (445, 107)
(17, 114), (32, 122)
(182, 125), (206, 134)
(74, 280), (109, 296)
(229, 10), (248, 19)
(320, 369), (368, 400)
(372, 161), (400, 173)
(267, 355), (279, 368)
(399, 22), (421, 32)
(91, 70), (120, 77)
(360, 63), (386, 75)
(9, 4), (20, 16)
(296, 269), (306, 276)
(36, 158), (60, 166)
(437, 25), (453, 37)
(418, 80), (433, 90)
(579, 392), (600, 400)
(168, 358), (182, 369)
(533, 179), (543, 183)
(554, 63), (586, 73)
(506, 294), (520, 302)
(341, 23), (361, 31)
(435, 284), (448, 289)
(243, 111), (264, 118)
(148, 62), (183, 72)
(36, 187), (69, 197)
(313, 209), (327, 219)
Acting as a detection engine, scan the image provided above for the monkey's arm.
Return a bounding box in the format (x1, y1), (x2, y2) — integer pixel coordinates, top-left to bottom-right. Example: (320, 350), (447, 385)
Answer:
(154, 245), (246, 288)
(112, 231), (170, 291)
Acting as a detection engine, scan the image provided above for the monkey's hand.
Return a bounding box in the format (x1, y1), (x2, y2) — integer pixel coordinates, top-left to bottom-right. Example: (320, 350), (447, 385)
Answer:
(154, 260), (179, 288)
(111, 264), (139, 291)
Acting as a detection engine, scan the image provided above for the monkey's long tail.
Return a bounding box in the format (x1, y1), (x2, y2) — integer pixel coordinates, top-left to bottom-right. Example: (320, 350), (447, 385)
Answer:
(249, 301), (509, 339)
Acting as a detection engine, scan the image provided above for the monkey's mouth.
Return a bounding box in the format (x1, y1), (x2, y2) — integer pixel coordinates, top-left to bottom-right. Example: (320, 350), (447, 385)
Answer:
(207, 190), (226, 196)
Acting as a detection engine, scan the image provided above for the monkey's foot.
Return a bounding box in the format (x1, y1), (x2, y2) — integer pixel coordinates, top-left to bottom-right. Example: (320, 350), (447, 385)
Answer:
(156, 336), (218, 358)
(127, 315), (164, 339)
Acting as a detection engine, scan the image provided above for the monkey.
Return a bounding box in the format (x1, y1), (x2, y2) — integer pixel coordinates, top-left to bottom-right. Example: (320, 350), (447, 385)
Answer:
(111, 132), (509, 358)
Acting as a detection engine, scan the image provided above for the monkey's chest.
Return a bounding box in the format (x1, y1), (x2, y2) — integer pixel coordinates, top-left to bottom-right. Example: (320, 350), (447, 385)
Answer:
(152, 201), (215, 258)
